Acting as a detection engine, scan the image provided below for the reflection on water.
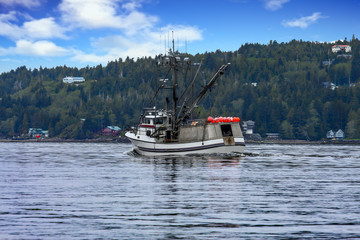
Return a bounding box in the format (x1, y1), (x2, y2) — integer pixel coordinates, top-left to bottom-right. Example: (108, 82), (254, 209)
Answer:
(0, 142), (360, 239)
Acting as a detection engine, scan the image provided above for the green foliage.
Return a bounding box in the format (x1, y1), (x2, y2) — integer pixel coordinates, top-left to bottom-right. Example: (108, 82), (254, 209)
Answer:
(1, 39), (360, 139)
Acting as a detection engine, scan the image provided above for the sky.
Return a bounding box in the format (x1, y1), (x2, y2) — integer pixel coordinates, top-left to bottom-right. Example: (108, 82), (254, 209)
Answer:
(0, 0), (359, 73)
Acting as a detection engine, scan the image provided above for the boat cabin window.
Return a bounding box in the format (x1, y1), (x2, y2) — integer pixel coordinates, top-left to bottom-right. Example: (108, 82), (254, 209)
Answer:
(221, 124), (233, 137)
(144, 118), (153, 124)
(155, 118), (164, 124)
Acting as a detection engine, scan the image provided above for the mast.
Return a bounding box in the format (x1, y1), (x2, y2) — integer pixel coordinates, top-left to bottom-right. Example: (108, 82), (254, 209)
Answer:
(151, 32), (230, 139)
(171, 34), (177, 137)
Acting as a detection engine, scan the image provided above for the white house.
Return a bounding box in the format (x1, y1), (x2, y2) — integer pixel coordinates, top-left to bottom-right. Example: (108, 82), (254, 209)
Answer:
(28, 128), (48, 138)
(63, 76), (85, 84)
(327, 129), (345, 140)
(322, 82), (337, 90)
(332, 45), (351, 53)
(242, 120), (255, 135)
(326, 130), (335, 139)
(335, 129), (345, 140)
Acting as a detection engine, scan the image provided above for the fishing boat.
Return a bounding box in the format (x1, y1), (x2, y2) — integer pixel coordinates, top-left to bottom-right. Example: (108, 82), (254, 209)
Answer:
(125, 44), (245, 156)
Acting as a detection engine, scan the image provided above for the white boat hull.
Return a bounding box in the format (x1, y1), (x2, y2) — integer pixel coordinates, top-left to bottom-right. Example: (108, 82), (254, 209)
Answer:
(125, 132), (245, 156)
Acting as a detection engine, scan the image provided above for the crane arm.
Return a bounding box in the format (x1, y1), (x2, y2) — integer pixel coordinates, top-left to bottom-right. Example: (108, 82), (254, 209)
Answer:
(176, 63), (230, 126)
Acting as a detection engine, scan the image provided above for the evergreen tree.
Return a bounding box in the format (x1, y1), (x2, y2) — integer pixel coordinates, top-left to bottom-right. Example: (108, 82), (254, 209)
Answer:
(0, 39), (359, 140)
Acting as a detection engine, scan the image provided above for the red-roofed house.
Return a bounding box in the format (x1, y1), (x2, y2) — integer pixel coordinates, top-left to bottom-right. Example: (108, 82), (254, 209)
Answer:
(332, 45), (351, 53)
(102, 126), (121, 136)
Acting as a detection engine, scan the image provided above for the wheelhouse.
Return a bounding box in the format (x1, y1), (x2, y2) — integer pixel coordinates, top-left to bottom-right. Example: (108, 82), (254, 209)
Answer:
(138, 109), (171, 136)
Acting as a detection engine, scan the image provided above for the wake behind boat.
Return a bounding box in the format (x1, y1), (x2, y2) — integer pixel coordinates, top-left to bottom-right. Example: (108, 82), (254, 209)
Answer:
(125, 42), (245, 156)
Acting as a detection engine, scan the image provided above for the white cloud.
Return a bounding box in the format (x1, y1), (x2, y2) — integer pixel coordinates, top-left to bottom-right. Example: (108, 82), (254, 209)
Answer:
(59, 0), (121, 29)
(0, 12), (67, 40)
(263, 0), (289, 11)
(122, 11), (158, 35)
(158, 25), (203, 42)
(71, 24), (203, 64)
(282, 12), (325, 29)
(58, 1), (203, 64)
(0, 0), (42, 8)
(0, 0), (204, 70)
(71, 51), (113, 64)
(0, 11), (22, 39)
(23, 18), (67, 39)
(58, 0), (158, 35)
(122, 1), (141, 11)
(14, 40), (69, 56)
(0, 40), (69, 57)
(0, 11), (17, 22)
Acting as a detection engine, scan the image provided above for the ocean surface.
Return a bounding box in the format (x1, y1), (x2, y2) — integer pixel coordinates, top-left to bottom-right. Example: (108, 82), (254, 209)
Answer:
(0, 142), (359, 239)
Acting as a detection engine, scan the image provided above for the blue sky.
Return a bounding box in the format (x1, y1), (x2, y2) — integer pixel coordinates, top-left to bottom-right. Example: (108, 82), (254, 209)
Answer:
(0, 0), (359, 73)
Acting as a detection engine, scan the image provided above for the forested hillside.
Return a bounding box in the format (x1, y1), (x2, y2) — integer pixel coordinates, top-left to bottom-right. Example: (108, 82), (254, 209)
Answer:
(1, 38), (360, 140)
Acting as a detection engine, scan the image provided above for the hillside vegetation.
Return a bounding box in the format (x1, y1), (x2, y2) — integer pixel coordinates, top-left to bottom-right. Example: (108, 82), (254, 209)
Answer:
(1, 38), (360, 140)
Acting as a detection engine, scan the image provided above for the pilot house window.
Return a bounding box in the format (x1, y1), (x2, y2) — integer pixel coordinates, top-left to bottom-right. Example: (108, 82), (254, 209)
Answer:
(221, 124), (233, 137)
(155, 118), (164, 124)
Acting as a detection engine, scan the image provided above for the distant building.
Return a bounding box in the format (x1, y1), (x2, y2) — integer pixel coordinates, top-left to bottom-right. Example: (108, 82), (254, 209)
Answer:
(63, 76), (85, 84)
(266, 133), (281, 139)
(332, 45), (351, 53)
(326, 130), (335, 139)
(336, 54), (352, 59)
(326, 129), (345, 140)
(28, 128), (48, 138)
(242, 120), (255, 135)
(322, 82), (337, 90)
(322, 60), (333, 66)
(335, 129), (345, 140)
(102, 126), (121, 136)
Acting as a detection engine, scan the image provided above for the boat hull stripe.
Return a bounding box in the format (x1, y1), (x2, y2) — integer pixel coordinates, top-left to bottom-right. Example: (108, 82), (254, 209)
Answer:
(137, 142), (245, 153)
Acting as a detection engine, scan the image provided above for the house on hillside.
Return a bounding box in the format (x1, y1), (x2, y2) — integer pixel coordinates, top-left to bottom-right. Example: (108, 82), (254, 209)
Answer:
(336, 54), (352, 59)
(28, 128), (48, 138)
(322, 60), (333, 66)
(63, 76), (85, 84)
(242, 120), (255, 135)
(332, 45), (351, 53)
(326, 129), (345, 140)
(266, 133), (281, 140)
(326, 130), (335, 139)
(102, 126), (121, 136)
(322, 82), (337, 90)
(335, 129), (345, 140)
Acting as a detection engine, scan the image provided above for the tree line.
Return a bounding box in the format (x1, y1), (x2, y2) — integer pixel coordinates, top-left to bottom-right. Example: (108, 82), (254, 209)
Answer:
(1, 37), (360, 140)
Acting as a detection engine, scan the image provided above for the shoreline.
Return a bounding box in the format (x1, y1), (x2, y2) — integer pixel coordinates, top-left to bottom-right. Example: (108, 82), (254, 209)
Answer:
(1, 138), (360, 145)
(245, 139), (360, 145)
(0, 137), (131, 143)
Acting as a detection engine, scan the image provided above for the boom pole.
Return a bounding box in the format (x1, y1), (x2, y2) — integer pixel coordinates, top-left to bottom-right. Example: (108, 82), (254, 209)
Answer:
(176, 63), (231, 126)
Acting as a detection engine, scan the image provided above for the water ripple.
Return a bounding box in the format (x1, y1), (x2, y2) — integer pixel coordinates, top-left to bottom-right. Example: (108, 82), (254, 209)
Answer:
(0, 142), (359, 239)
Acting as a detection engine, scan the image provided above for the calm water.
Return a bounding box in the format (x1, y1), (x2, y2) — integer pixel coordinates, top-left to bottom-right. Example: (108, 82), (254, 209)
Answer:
(0, 142), (360, 239)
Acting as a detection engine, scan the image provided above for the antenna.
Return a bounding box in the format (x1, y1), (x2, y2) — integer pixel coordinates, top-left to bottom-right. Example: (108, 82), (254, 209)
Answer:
(177, 36), (179, 53)
(167, 31), (170, 52)
(172, 31), (175, 53)
(160, 31), (162, 55)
